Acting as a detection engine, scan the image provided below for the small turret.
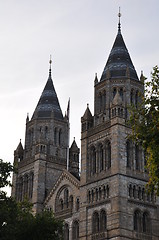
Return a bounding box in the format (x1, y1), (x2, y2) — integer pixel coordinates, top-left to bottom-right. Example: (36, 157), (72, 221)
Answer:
(69, 138), (80, 179)
(81, 104), (93, 132)
(14, 139), (24, 164)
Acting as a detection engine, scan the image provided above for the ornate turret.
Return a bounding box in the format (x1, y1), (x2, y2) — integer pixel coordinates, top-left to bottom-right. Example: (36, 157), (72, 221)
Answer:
(69, 138), (80, 180)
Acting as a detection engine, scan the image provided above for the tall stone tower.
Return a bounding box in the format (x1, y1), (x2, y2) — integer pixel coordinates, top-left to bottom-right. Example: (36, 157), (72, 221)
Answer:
(79, 16), (159, 240)
(12, 61), (69, 212)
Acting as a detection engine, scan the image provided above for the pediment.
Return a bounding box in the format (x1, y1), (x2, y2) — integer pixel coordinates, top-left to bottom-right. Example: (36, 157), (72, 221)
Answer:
(44, 169), (80, 206)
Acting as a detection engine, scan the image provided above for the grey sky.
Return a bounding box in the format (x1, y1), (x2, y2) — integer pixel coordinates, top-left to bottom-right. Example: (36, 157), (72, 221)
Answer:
(0, 0), (159, 167)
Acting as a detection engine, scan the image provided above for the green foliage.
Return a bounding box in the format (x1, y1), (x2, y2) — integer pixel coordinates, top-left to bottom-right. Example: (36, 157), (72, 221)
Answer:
(0, 159), (14, 189)
(0, 159), (63, 239)
(129, 65), (159, 195)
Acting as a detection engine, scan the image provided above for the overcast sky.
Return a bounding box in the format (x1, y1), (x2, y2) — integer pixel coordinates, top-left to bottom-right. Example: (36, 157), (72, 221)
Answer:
(0, 0), (159, 168)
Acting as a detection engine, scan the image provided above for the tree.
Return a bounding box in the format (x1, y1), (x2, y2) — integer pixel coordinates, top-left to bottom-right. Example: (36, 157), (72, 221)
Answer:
(0, 159), (64, 239)
(129, 66), (159, 195)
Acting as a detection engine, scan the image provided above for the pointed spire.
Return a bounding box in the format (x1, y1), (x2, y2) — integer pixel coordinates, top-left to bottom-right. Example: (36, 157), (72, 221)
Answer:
(49, 55), (52, 79)
(100, 10), (139, 82)
(31, 57), (63, 120)
(118, 7), (121, 34)
(94, 73), (98, 85)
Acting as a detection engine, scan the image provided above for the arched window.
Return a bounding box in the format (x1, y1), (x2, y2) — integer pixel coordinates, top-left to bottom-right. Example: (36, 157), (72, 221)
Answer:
(143, 212), (150, 233)
(126, 140), (131, 168)
(134, 210), (141, 232)
(135, 144), (139, 170)
(100, 210), (107, 231)
(91, 146), (96, 174)
(59, 129), (62, 145)
(76, 198), (80, 211)
(54, 128), (57, 145)
(72, 221), (79, 240)
(99, 144), (104, 171)
(23, 174), (28, 198)
(135, 91), (138, 107)
(69, 195), (73, 209)
(29, 172), (34, 199)
(130, 90), (134, 105)
(119, 88), (123, 100)
(113, 88), (117, 98)
(45, 126), (48, 139)
(106, 141), (111, 169)
(64, 188), (69, 208)
(103, 90), (106, 112)
(99, 93), (102, 112)
(92, 212), (99, 233)
(64, 223), (69, 240)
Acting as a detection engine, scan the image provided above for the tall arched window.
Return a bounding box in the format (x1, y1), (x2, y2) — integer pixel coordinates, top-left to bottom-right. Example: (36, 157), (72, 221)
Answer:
(99, 144), (104, 171)
(100, 210), (107, 231)
(135, 91), (138, 107)
(106, 141), (111, 169)
(91, 146), (96, 174)
(103, 90), (106, 112)
(59, 129), (62, 145)
(119, 88), (123, 100)
(29, 172), (34, 199)
(135, 144), (139, 170)
(72, 221), (79, 240)
(130, 90), (134, 105)
(143, 212), (150, 233)
(64, 223), (69, 240)
(113, 88), (117, 98)
(92, 212), (99, 233)
(134, 210), (141, 232)
(45, 126), (48, 139)
(54, 128), (57, 145)
(126, 141), (131, 168)
(99, 93), (102, 112)
(64, 188), (69, 208)
(23, 174), (28, 198)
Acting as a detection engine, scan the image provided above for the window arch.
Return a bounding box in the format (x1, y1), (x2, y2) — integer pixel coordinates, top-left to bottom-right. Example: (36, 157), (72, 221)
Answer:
(113, 88), (117, 98)
(130, 89), (134, 105)
(119, 88), (123, 100)
(100, 210), (107, 231)
(72, 221), (79, 240)
(106, 141), (111, 169)
(59, 129), (62, 145)
(91, 146), (96, 174)
(99, 144), (104, 171)
(54, 128), (57, 145)
(92, 212), (99, 233)
(126, 140), (131, 168)
(76, 198), (80, 211)
(64, 223), (69, 240)
(143, 212), (150, 233)
(134, 210), (141, 232)
(64, 188), (69, 208)
(135, 144), (140, 170)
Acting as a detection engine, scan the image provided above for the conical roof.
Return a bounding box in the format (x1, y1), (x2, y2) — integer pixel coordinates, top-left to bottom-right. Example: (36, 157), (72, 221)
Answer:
(82, 104), (93, 121)
(70, 138), (79, 151)
(32, 68), (63, 120)
(100, 22), (139, 81)
(15, 140), (23, 154)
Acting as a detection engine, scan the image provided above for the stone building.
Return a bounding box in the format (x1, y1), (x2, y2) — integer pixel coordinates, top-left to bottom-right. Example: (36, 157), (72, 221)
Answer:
(12, 17), (159, 239)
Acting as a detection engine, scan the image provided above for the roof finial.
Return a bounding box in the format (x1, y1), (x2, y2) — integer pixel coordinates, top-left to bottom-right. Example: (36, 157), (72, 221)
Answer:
(118, 7), (121, 33)
(49, 55), (52, 78)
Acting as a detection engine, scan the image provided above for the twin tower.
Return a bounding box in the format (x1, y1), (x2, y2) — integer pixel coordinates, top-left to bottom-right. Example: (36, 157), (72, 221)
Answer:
(12, 18), (159, 240)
